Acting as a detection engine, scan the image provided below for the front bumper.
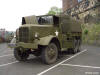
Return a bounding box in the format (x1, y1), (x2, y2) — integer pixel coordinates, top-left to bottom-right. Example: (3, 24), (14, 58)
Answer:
(16, 42), (38, 49)
(8, 43), (16, 48)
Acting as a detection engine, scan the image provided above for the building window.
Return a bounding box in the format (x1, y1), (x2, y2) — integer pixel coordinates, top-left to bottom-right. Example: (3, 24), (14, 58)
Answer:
(78, 0), (82, 2)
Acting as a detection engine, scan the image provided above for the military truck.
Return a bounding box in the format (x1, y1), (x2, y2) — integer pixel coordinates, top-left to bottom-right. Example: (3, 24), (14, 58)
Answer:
(14, 14), (82, 64)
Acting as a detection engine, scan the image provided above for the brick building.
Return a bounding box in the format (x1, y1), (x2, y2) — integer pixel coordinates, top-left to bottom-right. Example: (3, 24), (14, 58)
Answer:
(62, 0), (83, 12)
(62, 0), (100, 23)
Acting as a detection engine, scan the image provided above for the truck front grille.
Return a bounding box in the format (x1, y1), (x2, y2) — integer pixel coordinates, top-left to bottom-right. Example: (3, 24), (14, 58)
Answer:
(19, 27), (29, 43)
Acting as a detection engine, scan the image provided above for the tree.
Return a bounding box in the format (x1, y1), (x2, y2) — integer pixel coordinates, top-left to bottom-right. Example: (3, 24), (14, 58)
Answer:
(47, 6), (62, 15)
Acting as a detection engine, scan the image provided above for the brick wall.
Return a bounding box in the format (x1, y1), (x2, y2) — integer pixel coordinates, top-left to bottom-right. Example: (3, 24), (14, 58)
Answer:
(62, 0), (69, 11)
(62, 0), (79, 12)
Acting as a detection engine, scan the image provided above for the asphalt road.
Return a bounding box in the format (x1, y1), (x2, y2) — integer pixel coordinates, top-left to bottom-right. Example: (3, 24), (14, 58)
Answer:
(0, 43), (100, 75)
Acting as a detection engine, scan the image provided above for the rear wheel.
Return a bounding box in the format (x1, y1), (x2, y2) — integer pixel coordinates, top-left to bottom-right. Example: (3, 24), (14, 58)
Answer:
(41, 43), (58, 64)
(77, 39), (81, 52)
(14, 47), (29, 61)
(72, 39), (79, 54)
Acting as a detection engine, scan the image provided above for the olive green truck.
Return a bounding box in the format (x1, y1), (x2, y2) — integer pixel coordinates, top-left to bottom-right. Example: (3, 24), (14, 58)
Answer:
(14, 14), (82, 64)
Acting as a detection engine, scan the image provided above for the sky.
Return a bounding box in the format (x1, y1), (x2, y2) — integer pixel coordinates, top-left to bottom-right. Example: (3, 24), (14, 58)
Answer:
(0, 0), (62, 31)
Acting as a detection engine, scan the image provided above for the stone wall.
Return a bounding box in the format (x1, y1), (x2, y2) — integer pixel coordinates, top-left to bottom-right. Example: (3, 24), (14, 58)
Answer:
(64, 0), (100, 23)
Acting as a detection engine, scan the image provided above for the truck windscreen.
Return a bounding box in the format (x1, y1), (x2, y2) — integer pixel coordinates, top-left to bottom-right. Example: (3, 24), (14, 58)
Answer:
(37, 16), (53, 25)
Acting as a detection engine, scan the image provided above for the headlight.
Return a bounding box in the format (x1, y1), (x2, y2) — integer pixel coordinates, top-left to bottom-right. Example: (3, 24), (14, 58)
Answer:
(35, 32), (39, 38)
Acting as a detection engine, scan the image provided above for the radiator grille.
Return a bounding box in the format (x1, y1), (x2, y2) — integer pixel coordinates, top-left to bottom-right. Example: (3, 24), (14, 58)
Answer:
(19, 27), (29, 43)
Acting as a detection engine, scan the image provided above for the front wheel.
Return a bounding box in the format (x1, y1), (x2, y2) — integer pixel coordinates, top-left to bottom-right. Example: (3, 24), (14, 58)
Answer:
(41, 43), (58, 64)
(14, 47), (29, 61)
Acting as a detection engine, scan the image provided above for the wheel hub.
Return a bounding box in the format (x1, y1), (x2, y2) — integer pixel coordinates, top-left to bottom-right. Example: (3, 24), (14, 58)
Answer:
(47, 47), (56, 59)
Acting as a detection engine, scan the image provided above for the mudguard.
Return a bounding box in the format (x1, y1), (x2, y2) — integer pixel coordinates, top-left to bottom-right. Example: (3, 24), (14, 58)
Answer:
(38, 35), (57, 45)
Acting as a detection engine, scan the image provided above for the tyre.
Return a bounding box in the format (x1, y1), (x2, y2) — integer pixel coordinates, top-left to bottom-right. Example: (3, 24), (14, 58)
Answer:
(41, 43), (58, 64)
(14, 47), (29, 61)
(77, 39), (81, 52)
(72, 39), (79, 54)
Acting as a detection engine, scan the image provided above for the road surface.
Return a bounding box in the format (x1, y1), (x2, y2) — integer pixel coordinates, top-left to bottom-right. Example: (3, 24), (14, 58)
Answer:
(0, 43), (100, 75)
